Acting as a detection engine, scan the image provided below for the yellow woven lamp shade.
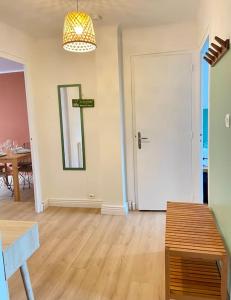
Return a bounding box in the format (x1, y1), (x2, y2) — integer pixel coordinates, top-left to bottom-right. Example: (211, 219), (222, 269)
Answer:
(63, 11), (96, 53)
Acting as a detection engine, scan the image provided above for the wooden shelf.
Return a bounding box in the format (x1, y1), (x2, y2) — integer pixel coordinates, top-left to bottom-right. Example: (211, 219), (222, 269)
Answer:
(170, 256), (221, 300)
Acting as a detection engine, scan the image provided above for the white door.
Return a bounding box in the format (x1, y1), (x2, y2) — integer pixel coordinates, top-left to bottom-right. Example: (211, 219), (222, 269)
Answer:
(133, 53), (193, 210)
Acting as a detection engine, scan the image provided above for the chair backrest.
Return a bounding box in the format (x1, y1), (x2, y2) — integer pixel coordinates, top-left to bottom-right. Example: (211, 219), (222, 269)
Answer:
(0, 165), (5, 177)
(22, 142), (31, 149)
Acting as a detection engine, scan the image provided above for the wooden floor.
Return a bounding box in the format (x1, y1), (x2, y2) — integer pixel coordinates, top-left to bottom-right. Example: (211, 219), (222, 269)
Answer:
(0, 200), (165, 300)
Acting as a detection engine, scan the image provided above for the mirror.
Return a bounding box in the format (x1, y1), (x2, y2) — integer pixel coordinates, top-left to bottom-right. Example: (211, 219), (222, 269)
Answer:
(58, 84), (86, 170)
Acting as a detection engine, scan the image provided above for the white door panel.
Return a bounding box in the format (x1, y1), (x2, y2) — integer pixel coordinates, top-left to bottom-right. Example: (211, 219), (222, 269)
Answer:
(133, 53), (193, 210)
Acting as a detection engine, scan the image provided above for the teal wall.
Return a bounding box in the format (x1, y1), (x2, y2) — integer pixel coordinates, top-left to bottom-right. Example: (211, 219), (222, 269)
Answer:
(210, 50), (231, 253)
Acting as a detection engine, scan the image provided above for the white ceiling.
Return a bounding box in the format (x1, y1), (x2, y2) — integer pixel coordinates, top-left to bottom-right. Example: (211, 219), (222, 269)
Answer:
(0, 0), (200, 38)
(0, 58), (24, 73)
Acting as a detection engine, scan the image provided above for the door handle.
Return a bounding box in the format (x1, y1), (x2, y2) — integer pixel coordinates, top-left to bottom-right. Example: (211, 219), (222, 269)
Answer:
(138, 132), (149, 149)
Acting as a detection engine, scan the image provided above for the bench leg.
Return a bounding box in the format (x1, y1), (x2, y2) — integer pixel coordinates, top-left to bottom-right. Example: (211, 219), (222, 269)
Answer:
(20, 262), (35, 300)
(165, 248), (170, 300)
(221, 256), (228, 300)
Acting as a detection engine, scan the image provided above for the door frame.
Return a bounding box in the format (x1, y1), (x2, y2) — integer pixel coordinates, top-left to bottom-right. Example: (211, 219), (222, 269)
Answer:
(0, 50), (43, 213)
(199, 32), (211, 204)
(131, 50), (195, 210)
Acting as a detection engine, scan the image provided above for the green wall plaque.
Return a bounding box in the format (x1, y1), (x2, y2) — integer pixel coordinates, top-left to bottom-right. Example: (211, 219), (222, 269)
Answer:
(72, 99), (95, 108)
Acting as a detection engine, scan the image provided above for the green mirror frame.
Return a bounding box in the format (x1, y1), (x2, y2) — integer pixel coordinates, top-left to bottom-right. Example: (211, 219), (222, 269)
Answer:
(58, 84), (86, 170)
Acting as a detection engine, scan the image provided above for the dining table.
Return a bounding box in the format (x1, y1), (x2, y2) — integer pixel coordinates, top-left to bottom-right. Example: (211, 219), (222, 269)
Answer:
(0, 152), (31, 202)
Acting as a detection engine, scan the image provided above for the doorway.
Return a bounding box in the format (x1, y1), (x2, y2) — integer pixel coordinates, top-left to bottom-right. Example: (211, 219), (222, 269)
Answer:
(0, 58), (34, 206)
(200, 37), (209, 204)
(132, 52), (193, 210)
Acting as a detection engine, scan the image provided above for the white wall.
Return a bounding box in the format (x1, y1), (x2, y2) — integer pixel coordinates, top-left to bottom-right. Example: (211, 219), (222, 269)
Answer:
(0, 20), (127, 214)
(96, 26), (128, 214)
(0, 18), (201, 214)
(122, 22), (200, 207)
(0, 22), (32, 60)
(29, 26), (127, 213)
(0, 21), (43, 212)
(30, 36), (100, 206)
(198, 0), (231, 46)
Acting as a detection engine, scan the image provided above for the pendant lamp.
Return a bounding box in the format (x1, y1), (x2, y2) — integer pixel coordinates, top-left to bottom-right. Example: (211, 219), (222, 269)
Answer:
(63, 0), (96, 53)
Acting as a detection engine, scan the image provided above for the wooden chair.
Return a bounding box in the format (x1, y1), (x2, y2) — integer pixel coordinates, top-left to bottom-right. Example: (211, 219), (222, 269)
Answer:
(0, 164), (5, 190)
(0, 164), (12, 193)
(19, 162), (33, 189)
(18, 143), (33, 189)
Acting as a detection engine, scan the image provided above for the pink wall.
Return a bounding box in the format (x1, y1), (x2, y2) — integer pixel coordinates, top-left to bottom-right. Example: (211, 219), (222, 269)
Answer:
(0, 72), (30, 146)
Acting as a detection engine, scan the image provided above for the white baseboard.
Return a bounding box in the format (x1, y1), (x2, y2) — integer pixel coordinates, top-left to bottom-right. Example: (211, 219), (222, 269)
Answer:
(101, 203), (128, 215)
(46, 198), (128, 215)
(48, 198), (102, 208)
(42, 200), (49, 211)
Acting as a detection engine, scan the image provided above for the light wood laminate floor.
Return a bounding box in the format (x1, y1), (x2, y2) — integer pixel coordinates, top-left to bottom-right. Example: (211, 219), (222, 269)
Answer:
(0, 200), (165, 300)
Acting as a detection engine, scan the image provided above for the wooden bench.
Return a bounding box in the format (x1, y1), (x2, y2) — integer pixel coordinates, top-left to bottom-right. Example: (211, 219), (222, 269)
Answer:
(165, 202), (228, 300)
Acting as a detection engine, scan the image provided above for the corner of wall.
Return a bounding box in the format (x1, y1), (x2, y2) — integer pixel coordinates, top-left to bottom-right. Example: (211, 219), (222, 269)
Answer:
(42, 199), (49, 211)
(96, 25), (128, 210)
